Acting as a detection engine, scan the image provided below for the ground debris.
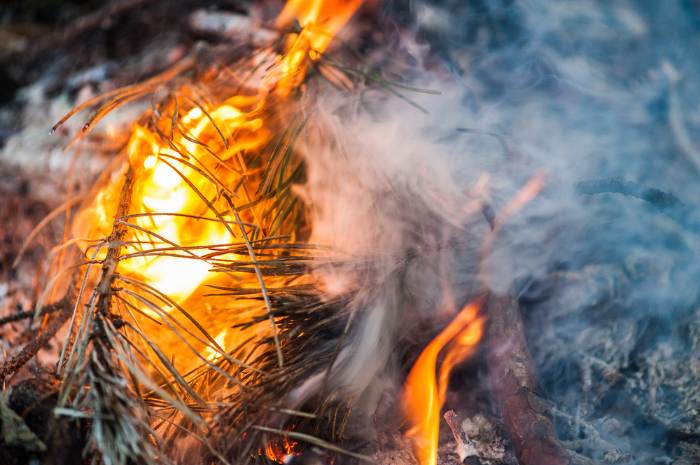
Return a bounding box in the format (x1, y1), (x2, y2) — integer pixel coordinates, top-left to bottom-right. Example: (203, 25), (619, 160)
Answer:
(524, 262), (700, 463)
(189, 9), (277, 46)
(0, 391), (46, 453)
(458, 414), (511, 464)
(444, 409), (516, 465)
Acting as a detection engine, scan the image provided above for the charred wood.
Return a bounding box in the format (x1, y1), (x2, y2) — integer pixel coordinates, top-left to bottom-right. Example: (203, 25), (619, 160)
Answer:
(485, 293), (571, 465)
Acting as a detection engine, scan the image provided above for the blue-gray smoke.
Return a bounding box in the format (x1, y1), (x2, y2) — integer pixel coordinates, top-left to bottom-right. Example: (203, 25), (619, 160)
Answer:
(408, 1), (700, 462)
(297, 1), (700, 462)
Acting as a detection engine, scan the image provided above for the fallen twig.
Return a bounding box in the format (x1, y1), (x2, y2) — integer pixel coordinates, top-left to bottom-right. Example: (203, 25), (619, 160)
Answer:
(0, 302), (65, 328)
(189, 10), (277, 47)
(0, 297), (71, 385)
(444, 410), (480, 463)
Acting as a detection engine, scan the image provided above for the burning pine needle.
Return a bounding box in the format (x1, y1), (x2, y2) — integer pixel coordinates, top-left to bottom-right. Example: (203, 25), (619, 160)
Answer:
(48, 1), (365, 464)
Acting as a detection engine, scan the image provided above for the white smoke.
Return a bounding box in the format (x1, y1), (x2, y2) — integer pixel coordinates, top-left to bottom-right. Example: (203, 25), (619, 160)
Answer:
(290, 0), (700, 458)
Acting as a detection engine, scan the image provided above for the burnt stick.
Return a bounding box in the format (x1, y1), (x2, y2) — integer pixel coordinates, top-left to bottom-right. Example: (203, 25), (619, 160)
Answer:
(485, 292), (571, 465)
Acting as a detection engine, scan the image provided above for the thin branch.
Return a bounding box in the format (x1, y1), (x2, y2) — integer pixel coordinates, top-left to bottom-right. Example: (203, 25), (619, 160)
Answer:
(0, 300), (66, 327)
(0, 296), (71, 385)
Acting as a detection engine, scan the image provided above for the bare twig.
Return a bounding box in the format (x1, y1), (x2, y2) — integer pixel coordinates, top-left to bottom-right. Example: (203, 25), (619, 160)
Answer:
(0, 301), (65, 327)
(0, 297), (71, 385)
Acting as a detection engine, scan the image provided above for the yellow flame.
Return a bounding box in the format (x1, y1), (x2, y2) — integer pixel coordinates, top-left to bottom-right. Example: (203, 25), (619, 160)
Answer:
(402, 174), (545, 465)
(73, 0), (362, 376)
(402, 302), (485, 465)
(277, 0), (363, 51)
(274, 0), (363, 94)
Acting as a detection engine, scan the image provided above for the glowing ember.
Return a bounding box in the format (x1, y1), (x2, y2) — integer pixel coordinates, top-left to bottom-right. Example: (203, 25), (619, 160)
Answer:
(402, 302), (485, 465)
(264, 438), (300, 463)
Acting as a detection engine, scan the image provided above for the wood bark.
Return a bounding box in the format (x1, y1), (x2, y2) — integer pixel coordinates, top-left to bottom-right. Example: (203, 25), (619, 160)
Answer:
(485, 293), (571, 465)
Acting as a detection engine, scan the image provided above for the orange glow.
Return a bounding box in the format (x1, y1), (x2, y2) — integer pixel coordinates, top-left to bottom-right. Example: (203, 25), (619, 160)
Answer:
(274, 0), (363, 95)
(72, 1), (362, 378)
(276, 0), (363, 52)
(264, 438), (300, 463)
(402, 174), (545, 465)
(402, 303), (485, 465)
(493, 174), (546, 230)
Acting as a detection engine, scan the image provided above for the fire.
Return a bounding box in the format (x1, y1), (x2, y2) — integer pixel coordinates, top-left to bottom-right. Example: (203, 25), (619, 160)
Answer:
(264, 438), (300, 463)
(72, 1), (362, 377)
(402, 175), (545, 465)
(274, 0), (363, 94)
(276, 0), (363, 52)
(402, 302), (485, 465)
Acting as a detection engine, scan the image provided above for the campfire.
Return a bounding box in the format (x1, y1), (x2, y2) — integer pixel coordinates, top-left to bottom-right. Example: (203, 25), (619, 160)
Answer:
(1, 1), (700, 465)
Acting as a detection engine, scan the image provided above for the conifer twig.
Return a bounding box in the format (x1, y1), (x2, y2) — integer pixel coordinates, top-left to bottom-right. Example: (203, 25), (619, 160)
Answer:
(0, 296), (71, 385)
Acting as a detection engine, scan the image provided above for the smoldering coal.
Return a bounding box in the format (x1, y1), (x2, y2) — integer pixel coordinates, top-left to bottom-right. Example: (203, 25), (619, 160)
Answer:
(294, 0), (700, 462)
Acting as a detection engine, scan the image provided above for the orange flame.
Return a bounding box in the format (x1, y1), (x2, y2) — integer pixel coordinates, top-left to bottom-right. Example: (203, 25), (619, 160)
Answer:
(274, 0), (363, 95)
(73, 1), (362, 375)
(402, 174), (545, 465)
(402, 302), (485, 465)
